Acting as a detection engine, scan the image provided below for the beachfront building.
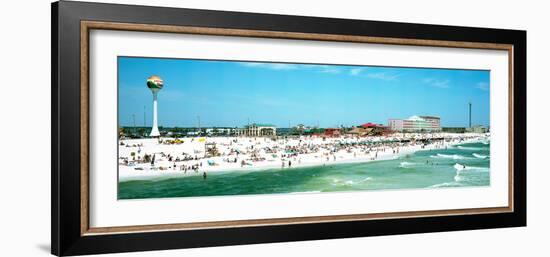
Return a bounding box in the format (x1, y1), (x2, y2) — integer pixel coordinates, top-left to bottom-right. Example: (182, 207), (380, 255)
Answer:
(388, 119), (404, 131)
(324, 128), (342, 137)
(347, 127), (370, 136)
(348, 123), (388, 136)
(205, 127), (237, 136)
(361, 122), (388, 135)
(420, 116), (441, 131)
(388, 115), (441, 132)
(466, 125), (488, 133)
(236, 123), (276, 137)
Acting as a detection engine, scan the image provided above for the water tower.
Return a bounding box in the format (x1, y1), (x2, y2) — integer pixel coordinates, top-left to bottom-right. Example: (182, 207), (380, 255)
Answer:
(146, 75), (163, 137)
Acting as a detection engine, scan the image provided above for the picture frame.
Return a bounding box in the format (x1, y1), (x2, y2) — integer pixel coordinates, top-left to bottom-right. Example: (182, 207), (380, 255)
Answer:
(51, 1), (526, 256)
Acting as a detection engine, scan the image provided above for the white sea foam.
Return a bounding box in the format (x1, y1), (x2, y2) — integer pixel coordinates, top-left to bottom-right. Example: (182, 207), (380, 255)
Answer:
(289, 190), (322, 194)
(453, 162), (490, 183)
(468, 166), (490, 172)
(428, 182), (462, 188)
(453, 164), (466, 182)
(454, 163), (489, 172)
(360, 177), (373, 182)
(431, 153), (469, 160)
(457, 146), (484, 151)
(331, 177), (371, 186)
(454, 163), (466, 170)
(399, 161), (417, 168)
(472, 153), (489, 159)
(454, 169), (463, 181)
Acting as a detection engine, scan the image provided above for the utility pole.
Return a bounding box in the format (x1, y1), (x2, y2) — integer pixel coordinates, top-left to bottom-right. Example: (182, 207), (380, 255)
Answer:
(143, 106), (146, 127)
(469, 102), (472, 128)
(132, 114), (136, 135)
(197, 115), (201, 135)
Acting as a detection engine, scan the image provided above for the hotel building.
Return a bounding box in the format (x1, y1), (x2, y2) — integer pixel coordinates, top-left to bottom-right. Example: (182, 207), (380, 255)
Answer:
(236, 123), (277, 137)
(388, 115), (441, 132)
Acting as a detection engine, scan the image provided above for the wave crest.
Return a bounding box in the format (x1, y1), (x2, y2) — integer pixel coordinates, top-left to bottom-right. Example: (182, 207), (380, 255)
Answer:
(399, 162), (417, 168)
(431, 153), (469, 160)
(457, 145), (485, 151)
(429, 182), (462, 188)
(454, 163), (489, 172)
(472, 153), (489, 159)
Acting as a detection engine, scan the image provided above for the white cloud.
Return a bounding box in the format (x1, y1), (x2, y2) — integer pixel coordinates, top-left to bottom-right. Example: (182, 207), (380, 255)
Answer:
(238, 62), (346, 74)
(423, 78), (450, 88)
(238, 62), (406, 81)
(476, 82), (489, 91)
(319, 66), (341, 74)
(350, 68), (363, 76)
(366, 72), (401, 81)
(348, 68), (402, 81)
(302, 64), (342, 74)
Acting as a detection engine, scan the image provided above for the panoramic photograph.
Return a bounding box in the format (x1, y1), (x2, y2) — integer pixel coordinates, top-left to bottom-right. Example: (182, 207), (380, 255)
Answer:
(117, 57), (491, 200)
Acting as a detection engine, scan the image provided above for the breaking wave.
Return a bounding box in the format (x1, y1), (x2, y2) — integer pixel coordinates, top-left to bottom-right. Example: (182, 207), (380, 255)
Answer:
(289, 190), (322, 194)
(454, 163), (489, 172)
(428, 182), (462, 188)
(431, 153), (469, 160)
(472, 153), (489, 159)
(361, 177), (373, 182)
(331, 177), (372, 186)
(399, 161), (418, 168)
(457, 145), (485, 151)
(454, 169), (463, 182)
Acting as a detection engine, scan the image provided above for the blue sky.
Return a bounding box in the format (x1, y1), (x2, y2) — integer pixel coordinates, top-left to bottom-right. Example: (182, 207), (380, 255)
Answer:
(118, 57), (490, 128)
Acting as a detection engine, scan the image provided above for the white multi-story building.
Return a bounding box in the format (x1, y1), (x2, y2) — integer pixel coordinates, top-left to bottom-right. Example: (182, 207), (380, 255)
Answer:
(419, 116), (441, 131)
(388, 115), (441, 132)
(236, 123), (277, 137)
(388, 119), (404, 131)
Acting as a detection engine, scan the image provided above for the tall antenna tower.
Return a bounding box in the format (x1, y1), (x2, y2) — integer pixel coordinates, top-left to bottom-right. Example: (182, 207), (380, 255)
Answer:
(469, 102), (472, 128)
(197, 115), (201, 135)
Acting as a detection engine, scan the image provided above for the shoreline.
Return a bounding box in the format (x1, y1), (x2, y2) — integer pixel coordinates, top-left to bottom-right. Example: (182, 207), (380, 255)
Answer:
(118, 133), (488, 182)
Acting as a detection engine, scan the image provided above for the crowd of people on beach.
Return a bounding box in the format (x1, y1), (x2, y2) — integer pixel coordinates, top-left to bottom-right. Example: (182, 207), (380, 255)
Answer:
(118, 133), (488, 180)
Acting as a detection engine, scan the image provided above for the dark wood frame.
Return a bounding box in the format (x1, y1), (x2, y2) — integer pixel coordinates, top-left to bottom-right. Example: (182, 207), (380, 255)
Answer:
(52, 1), (526, 256)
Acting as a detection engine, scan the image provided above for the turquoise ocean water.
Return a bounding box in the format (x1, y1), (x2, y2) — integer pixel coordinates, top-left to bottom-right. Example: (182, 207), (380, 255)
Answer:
(118, 142), (490, 200)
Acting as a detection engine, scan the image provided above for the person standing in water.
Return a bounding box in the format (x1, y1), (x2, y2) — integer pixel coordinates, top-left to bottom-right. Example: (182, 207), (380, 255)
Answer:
(203, 171), (207, 180)
(288, 160), (292, 168)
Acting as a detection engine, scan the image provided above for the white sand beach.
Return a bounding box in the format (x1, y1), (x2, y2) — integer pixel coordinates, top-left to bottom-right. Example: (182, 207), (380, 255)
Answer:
(118, 133), (489, 181)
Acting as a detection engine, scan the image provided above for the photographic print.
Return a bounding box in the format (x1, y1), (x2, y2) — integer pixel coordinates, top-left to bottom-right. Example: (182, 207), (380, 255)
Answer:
(117, 57), (490, 200)
(52, 4), (525, 254)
